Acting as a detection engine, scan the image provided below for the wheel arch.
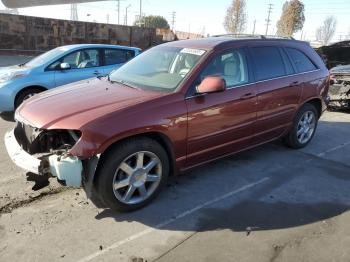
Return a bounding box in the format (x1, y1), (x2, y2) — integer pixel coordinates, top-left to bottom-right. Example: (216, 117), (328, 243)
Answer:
(304, 97), (322, 119)
(14, 85), (47, 108)
(93, 131), (177, 185)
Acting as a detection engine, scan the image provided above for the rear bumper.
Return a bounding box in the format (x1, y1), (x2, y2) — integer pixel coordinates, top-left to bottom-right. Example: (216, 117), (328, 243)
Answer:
(4, 129), (83, 187)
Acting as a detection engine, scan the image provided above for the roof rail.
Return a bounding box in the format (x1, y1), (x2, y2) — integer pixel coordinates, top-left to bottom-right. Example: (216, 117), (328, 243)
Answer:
(212, 34), (295, 40)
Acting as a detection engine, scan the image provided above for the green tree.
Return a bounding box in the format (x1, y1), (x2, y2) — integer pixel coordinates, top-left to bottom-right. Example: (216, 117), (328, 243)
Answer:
(276, 0), (305, 37)
(223, 0), (247, 34)
(134, 15), (170, 29)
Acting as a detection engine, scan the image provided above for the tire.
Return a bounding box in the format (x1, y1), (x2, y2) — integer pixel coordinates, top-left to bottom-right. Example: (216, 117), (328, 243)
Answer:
(96, 137), (169, 212)
(284, 103), (319, 149)
(15, 88), (43, 109)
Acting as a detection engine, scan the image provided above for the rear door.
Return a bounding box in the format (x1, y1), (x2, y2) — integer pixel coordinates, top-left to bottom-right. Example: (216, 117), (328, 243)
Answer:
(185, 48), (258, 166)
(52, 48), (104, 87)
(101, 48), (136, 74)
(248, 45), (303, 144)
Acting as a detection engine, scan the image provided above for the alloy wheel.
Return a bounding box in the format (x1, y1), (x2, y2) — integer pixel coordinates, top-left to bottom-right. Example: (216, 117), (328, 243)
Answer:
(112, 151), (162, 205)
(297, 111), (316, 144)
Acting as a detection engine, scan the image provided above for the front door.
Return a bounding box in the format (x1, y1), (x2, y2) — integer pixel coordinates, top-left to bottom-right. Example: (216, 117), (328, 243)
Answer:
(185, 48), (257, 167)
(54, 48), (104, 87)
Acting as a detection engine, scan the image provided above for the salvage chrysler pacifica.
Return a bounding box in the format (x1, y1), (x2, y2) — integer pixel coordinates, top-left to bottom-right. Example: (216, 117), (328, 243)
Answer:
(5, 36), (330, 211)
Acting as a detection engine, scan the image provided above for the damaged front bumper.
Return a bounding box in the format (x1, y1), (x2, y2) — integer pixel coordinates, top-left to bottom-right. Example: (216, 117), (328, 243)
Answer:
(5, 129), (83, 187)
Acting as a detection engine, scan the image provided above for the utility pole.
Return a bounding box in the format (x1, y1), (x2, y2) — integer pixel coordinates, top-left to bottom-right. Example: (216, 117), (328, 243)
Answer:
(70, 4), (78, 21)
(116, 0), (121, 24)
(171, 11), (176, 31)
(252, 19), (256, 35)
(106, 14), (110, 24)
(265, 4), (273, 36)
(139, 0), (142, 27)
(125, 4), (131, 25)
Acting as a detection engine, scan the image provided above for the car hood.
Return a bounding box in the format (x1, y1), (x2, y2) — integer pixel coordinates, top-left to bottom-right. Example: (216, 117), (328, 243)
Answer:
(16, 78), (166, 129)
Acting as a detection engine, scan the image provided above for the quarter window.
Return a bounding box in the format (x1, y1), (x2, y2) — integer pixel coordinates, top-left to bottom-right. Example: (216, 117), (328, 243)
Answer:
(199, 49), (249, 88)
(250, 46), (286, 81)
(286, 48), (317, 73)
(104, 49), (135, 65)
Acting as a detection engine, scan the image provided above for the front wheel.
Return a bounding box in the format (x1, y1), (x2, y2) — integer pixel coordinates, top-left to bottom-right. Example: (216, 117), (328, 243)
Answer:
(96, 137), (169, 212)
(284, 103), (319, 149)
(15, 88), (43, 109)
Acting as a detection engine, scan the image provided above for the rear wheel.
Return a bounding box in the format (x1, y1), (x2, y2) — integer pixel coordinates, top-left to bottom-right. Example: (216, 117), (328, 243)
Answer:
(284, 103), (319, 149)
(96, 137), (169, 212)
(15, 88), (43, 109)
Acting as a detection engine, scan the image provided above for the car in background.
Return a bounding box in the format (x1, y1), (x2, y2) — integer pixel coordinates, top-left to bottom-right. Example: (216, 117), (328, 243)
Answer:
(5, 36), (329, 212)
(315, 41), (350, 110)
(0, 44), (141, 112)
(329, 65), (350, 109)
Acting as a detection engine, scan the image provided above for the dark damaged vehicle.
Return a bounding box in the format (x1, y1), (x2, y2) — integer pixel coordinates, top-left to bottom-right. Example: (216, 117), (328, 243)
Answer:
(329, 65), (350, 109)
(317, 41), (350, 109)
(5, 36), (330, 211)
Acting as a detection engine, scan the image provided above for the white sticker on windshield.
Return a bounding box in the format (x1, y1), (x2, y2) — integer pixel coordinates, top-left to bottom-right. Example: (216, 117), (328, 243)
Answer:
(180, 48), (206, 56)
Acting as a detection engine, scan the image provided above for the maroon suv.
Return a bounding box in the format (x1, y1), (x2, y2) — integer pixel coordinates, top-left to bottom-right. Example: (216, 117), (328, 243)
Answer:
(5, 36), (330, 211)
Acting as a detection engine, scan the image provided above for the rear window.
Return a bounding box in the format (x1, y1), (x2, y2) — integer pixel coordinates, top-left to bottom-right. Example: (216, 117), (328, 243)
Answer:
(286, 48), (317, 73)
(104, 49), (135, 66)
(250, 46), (286, 81)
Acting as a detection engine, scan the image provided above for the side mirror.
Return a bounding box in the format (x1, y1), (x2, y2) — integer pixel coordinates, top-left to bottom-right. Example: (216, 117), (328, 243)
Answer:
(60, 63), (71, 70)
(196, 76), (226, 94)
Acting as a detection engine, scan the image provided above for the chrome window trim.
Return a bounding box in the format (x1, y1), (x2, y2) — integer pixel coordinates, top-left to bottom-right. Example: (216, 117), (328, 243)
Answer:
(185, 69), (321, 100)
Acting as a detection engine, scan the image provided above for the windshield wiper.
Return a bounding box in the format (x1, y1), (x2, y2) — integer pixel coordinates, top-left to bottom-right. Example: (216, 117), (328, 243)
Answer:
(109, 79), (138, 90)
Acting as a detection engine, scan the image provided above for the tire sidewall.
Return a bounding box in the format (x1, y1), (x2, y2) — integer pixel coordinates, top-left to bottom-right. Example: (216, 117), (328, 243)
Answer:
(96, 138), (169, 212)
(289, 104), (319, 149)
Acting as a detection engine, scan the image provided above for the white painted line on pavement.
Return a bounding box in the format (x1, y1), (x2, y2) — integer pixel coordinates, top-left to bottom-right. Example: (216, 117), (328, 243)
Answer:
(317, 140), (350, 157)
(77, 177), (270, 262)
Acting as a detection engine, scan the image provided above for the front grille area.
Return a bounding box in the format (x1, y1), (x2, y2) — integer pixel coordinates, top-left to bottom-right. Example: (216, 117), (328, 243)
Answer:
(14, 122), (81, 155)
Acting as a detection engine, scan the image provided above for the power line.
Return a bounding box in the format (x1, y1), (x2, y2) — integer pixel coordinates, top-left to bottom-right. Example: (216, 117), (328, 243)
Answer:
(265, 4), (273, 36)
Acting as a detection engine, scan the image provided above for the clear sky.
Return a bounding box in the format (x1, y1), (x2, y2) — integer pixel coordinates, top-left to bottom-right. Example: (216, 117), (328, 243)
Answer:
(0, 0), (349, 42)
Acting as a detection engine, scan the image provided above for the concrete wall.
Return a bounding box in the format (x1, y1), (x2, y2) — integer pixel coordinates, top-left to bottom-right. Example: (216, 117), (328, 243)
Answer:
(0, 13), (162, 53)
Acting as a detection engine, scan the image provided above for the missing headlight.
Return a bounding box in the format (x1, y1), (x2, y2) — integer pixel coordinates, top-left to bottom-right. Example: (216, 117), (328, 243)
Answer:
(14, 122), (81, 155)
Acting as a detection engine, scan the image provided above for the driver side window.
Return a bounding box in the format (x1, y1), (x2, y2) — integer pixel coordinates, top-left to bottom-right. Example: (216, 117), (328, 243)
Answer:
(62, 49), (100, 69)
(199, 49), (249, 88)
(48, 49), (101, 70)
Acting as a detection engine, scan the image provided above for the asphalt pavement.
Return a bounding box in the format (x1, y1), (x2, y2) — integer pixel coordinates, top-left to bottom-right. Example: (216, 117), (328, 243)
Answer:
(0, 111), (350, 262)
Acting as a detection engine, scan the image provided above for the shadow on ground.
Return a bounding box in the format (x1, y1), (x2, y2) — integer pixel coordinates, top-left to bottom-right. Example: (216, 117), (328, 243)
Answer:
(95, 200), (350, 234)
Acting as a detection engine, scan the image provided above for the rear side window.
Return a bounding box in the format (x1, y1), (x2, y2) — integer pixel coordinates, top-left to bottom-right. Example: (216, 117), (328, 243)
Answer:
(104, 49), (135, 66)
(285, 48), (317, 73)
(250, 46), (286, 81)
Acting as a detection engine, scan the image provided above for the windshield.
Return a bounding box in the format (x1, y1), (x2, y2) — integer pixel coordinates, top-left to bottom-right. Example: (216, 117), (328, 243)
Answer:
(109, 46), (206, 92)
(24, 47), (67, 67)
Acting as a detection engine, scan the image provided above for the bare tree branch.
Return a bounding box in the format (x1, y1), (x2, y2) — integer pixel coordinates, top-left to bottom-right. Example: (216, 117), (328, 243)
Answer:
(276, 0), (305, 37)
(223, 0), (247, 34)
(316, 16), (337, 46)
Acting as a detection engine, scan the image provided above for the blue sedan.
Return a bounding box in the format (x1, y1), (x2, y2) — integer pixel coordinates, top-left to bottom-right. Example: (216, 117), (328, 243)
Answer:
(0, 44), (141, 112)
